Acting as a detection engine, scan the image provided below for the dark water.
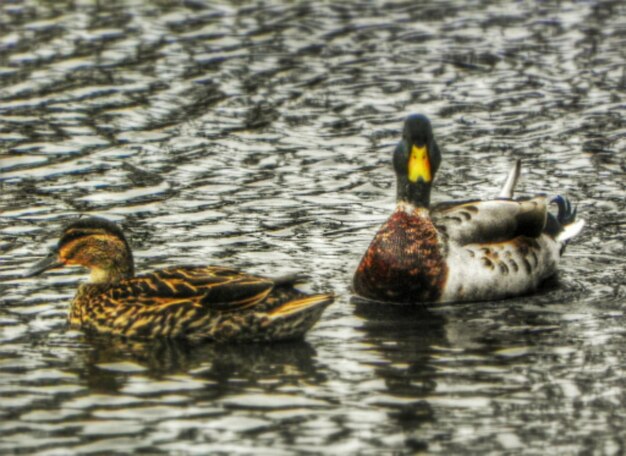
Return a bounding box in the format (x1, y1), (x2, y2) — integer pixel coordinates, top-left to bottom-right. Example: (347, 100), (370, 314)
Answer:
(1, 0), (625, 454)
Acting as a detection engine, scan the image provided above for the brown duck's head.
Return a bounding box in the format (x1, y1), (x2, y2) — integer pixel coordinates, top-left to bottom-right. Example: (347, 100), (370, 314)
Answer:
(25, 217), (135, 283)
(393, 114), (442, 208)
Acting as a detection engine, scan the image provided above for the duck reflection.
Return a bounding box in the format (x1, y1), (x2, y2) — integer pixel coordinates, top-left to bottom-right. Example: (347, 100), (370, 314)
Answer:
(354, 297), (447, 430)
(76, 333), (323, 394)
(354, 293), (559, 438)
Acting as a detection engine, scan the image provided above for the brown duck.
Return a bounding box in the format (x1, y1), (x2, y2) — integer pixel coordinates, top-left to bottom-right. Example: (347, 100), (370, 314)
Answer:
(25, 217), (334, 342)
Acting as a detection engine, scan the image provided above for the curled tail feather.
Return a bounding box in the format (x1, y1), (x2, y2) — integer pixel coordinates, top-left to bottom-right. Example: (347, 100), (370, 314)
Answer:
(269, 293), (334, 318)
(498, 159), (522, 199)
(550, 195), (584, 243)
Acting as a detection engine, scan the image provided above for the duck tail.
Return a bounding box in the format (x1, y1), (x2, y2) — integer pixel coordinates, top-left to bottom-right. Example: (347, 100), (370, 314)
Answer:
(269, 293), (334, 318)
(265, 293), (334, 340)
(498, 159), (522, 199)
(551, 195), (585, 243)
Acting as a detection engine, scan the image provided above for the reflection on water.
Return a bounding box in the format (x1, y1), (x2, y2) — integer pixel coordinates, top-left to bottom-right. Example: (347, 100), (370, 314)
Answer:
(1, 0), (625, 453)
(79, 334), (323, 391)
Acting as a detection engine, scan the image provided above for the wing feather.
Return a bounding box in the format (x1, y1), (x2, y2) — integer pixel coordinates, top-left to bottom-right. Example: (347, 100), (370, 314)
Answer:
(107, 266), (274, 312)
(431, 197), (548, 245)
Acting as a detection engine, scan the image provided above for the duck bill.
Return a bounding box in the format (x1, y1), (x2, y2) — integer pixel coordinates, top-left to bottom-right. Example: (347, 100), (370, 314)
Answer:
(408, 145), (431, 183)
(24, 250), (63, 278)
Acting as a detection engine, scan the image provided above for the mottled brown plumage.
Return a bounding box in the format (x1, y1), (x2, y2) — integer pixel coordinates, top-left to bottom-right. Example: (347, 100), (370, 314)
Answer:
(354, 208), (448, 302)
(25, 217), (333, 342)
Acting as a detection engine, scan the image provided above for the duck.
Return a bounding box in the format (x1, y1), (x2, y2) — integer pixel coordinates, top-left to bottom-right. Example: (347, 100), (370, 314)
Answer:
(24, 217), (334, 342)
(353, 114), (585, 304)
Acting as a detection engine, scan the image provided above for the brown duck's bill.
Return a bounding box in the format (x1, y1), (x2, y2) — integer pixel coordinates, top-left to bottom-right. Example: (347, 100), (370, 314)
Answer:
(24, 251), (63, 278)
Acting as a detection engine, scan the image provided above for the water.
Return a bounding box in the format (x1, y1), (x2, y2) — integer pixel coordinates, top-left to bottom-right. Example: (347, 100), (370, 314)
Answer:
(1, 0), (625, 454)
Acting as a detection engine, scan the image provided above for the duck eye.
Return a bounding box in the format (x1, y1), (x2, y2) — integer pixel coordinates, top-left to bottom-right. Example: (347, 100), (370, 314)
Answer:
(58, 242), (79, 262)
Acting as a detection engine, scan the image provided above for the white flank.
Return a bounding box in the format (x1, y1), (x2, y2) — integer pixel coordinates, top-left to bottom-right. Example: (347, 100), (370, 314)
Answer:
(440, 234), (561, 303)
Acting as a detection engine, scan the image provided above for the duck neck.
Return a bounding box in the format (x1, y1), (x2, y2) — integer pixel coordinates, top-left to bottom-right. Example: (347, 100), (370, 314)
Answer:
(89, 263), (133, 284)
(396, 176), (432, 209)
(87, 242), (134, 284)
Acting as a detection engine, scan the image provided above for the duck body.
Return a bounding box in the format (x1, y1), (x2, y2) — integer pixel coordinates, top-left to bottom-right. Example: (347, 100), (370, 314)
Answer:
(353, 114), (584, 304)
(26, 217), (333, 342)
(70, 267), (331, 343)
(354, 199), (565, 304)
(434, 197), (565, 302)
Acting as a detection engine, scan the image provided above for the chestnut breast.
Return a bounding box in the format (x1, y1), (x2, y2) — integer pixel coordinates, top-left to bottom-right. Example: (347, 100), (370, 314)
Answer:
(353, 209), (448, 303)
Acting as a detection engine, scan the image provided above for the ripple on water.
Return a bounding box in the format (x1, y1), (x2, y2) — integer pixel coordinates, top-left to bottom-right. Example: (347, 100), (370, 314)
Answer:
(1, 0), (625, 454)
(221, 393), (329, 410)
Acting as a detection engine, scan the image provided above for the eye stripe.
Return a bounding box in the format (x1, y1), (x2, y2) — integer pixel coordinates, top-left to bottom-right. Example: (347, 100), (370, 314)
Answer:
(59, 234), (127, 262)
(59, 239), (81, 260)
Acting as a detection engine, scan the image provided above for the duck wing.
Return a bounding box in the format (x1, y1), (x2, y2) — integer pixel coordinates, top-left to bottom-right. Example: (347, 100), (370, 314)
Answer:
(109, 266), (275, 312)
(431, 197), (548, 245)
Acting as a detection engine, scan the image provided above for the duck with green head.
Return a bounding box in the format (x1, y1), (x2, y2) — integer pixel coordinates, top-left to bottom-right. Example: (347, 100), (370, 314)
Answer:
(26, 217), (334, 342)
(353, 114), (584, 304)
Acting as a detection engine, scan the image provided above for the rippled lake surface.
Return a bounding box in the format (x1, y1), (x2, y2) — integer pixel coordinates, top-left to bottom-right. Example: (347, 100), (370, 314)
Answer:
(1, 0), (625, 454)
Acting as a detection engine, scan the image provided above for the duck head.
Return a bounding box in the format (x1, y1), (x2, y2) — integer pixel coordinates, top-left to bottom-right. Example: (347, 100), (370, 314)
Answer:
(25, 217), (134, 283)
(393, 114), (441, 208)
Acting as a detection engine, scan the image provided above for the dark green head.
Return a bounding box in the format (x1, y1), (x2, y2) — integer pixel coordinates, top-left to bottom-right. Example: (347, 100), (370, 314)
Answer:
(25, 217), (134, 283)
(393, 114), (441, 207)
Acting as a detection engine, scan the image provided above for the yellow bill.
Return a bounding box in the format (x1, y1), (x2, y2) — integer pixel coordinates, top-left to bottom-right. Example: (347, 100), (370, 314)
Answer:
(408, 145), (431, 183)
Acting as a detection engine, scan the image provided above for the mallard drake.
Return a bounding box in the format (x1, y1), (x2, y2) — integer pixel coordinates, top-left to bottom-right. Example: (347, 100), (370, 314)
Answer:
(25, 217), (334, 342)
(353, 114), (585, 304)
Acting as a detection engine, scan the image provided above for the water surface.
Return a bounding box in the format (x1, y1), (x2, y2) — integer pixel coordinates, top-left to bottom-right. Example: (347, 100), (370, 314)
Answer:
(1, 0), (625, 454)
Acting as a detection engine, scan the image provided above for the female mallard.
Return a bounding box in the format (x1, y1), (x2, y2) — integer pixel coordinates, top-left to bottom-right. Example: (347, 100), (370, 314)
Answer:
(25, 217), (334, 342)
(353, 114), (584, 304)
